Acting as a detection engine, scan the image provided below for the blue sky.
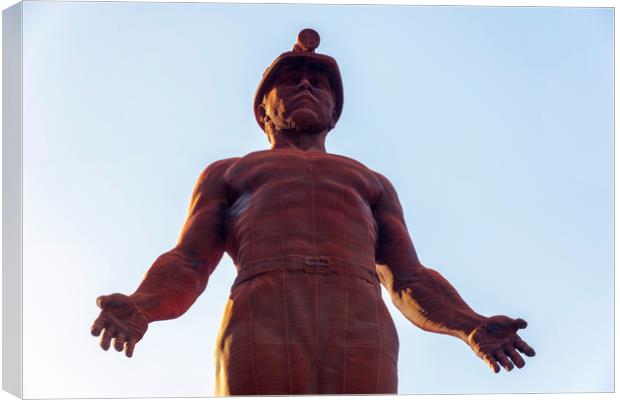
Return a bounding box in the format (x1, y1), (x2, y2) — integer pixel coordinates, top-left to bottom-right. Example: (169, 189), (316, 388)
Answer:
(20, 2), (612, 397)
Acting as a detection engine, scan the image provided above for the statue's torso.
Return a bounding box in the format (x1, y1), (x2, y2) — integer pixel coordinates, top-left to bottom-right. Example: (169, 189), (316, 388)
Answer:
(224, 149), (383, 267)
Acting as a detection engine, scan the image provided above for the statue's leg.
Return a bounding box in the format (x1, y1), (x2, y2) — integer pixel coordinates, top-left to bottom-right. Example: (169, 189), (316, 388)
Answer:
(315, 269), (399, 394)
(215, 272), (317, 395)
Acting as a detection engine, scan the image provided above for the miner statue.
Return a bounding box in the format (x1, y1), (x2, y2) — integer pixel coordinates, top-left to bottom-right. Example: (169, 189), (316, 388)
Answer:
(91, 28), (535, 395)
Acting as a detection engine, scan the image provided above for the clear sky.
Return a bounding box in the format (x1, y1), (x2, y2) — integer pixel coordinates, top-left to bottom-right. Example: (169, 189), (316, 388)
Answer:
(20, 2), (613, 397)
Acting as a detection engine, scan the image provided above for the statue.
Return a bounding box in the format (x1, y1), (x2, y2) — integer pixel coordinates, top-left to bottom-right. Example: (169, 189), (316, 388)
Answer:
(91, 28), (535, 395)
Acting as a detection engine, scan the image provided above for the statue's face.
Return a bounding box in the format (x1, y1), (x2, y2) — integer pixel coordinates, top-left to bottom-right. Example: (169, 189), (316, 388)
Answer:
(261, 63), (336, 134)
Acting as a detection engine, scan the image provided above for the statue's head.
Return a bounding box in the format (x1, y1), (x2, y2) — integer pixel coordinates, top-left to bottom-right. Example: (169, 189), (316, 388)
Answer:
(254, 29), (344, 138)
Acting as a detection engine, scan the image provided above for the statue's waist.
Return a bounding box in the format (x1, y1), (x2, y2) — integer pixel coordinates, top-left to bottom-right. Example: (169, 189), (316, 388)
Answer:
(232, 255), (379, 290)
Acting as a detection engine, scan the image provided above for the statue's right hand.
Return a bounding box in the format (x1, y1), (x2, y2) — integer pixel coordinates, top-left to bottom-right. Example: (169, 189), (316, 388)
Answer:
(90, 293), (148, 358)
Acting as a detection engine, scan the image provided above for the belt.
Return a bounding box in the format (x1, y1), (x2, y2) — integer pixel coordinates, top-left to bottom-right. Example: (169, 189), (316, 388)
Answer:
(231, 255), (380, 291)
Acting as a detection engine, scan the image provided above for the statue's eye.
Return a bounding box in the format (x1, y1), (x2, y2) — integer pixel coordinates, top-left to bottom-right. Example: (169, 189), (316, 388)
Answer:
(276, 73), (299, 86)
(311, 77), (329, 89)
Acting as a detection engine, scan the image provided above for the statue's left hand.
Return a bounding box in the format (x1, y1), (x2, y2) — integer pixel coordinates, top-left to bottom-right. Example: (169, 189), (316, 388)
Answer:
(467, 315), (536, 373)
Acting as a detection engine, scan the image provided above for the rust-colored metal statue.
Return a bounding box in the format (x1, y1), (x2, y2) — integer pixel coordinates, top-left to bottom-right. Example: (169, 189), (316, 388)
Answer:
(91, 29), (535, 395)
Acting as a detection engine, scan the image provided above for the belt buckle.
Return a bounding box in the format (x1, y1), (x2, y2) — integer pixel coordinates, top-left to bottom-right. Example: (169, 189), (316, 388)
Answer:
(304, 257), (330, 273)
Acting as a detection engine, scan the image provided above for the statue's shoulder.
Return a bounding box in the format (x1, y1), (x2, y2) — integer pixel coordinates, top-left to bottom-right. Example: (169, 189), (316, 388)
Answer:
(216, 150), (279, 179)
(197, 157), (242, 184)
(204, 157), (242, 173)
(367, 169), (399, 198)
(238, 149), (273, 161)
(234, 149), (309, 164)
(326, 152), (370, 169)
(326, 153), (382, 182)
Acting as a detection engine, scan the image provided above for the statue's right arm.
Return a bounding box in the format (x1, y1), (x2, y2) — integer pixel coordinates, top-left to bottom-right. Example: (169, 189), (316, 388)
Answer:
(91, 157), (239, 357)
(128, 157), (239, 322)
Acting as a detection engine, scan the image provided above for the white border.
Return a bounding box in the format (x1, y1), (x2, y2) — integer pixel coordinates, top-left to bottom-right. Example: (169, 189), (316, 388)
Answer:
(0, 1), (615, 400)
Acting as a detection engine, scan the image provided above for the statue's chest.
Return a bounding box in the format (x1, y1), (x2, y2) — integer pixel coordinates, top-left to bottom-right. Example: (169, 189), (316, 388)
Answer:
(228, 153), (378, 201)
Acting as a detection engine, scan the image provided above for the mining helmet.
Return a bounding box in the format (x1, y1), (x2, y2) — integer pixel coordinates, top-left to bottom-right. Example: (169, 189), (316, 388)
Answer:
(253, 28), (344, 131)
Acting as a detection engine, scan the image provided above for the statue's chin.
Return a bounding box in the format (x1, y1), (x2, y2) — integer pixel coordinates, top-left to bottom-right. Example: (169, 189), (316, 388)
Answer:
(294, 120), (315, 132)
(274, 109), (327, 134)
(277, 118), (320, 134)
(288, 108), (324, 132)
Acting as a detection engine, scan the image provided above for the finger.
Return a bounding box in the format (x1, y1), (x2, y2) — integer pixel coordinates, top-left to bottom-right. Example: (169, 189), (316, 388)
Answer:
(482, 354), (500, 373)
(513, 318), (528, 330)
(495, 351), (514, 372)
(90, 318), (106, 337)
(514, 338), (536, 357)
(125, 338), (137, 358)
(100, 328), (113, 351)
(113, 335), (126, 352)
(505, 345), (526, 368)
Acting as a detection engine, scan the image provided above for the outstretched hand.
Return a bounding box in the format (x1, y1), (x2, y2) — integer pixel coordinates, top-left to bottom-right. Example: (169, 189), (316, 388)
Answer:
(91, 293), (149, 358)
(468, 315), (535, 373)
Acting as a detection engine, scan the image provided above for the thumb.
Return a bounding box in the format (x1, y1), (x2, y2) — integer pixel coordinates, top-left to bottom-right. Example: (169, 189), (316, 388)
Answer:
(96, 295), (110, 309)
(485, 315), (520, 335)
(513, 318), (528, 330)
(96, 293), (127, 309)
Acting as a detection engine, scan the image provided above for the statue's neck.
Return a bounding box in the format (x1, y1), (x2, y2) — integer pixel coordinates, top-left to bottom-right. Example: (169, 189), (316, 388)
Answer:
(268, 129), (328, 152)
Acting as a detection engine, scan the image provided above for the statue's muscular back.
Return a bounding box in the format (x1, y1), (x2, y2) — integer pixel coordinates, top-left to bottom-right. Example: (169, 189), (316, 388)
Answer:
(224, 149), (383, 268)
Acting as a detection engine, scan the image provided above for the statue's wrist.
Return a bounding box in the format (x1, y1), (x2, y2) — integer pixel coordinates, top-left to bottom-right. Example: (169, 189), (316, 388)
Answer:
(463, 315), (487, 337)
(128, 293), (153, 323)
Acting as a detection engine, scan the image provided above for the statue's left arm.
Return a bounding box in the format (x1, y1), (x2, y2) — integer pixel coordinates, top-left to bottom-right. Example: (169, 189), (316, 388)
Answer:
(372, 172), (535, 373)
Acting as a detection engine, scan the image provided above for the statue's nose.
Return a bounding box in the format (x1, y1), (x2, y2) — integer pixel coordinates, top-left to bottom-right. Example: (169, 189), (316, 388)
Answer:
(299, 78), (312, 90)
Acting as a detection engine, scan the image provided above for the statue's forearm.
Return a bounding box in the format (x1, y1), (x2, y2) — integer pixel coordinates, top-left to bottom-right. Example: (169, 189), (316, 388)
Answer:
(129, 249), (216, 322)
(377, 260), (485, 342)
